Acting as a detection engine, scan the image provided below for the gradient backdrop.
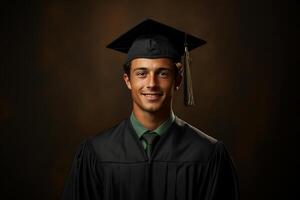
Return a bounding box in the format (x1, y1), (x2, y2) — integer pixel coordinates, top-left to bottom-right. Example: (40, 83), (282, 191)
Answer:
(1, 0), (296, 200)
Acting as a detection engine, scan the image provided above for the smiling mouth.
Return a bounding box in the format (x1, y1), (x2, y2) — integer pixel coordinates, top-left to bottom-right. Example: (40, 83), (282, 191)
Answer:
(142, 93), (162, 96)
(141, 93), (163, 100)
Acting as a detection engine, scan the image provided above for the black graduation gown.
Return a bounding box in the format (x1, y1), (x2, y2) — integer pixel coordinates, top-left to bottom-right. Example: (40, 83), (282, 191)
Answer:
(61, 117), (239, 200)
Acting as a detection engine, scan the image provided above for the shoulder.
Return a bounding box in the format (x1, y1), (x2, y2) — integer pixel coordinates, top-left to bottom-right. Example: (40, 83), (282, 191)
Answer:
(174, 117), (217, 143)
(88, 118), (129, 153)
(173, 116), (218, 146)
(170, 117), (222, 162)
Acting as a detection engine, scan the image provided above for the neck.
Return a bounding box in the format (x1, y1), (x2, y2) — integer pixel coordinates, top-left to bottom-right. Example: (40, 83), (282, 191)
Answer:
(133, 107), (172, 131)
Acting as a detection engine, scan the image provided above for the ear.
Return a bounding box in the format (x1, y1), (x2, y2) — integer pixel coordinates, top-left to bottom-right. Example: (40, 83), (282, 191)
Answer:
(123, 73), (132, 90)
(174, 73), (183, 91)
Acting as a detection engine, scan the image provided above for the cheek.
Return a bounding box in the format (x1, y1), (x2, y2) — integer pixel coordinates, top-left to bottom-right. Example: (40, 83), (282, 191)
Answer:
(131, 78), (145, 89)
(130, 80), (143, 94)
(161, 79), (175, 90)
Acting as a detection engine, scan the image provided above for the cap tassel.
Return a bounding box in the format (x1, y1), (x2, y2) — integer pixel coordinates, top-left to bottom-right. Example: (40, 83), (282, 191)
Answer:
(183, 43), (195, 106)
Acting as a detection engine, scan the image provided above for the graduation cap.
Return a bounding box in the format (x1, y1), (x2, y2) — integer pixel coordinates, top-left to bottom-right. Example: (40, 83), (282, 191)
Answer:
(106, 18), (206, 106)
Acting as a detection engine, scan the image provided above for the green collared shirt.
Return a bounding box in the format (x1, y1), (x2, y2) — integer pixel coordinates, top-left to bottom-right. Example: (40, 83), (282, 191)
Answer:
(130, 112), (175, 149)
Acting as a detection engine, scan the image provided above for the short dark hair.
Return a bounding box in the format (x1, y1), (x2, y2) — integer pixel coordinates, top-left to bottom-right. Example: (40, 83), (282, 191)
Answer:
(123, 61), (182, 78)
(123, 62), (131, 77)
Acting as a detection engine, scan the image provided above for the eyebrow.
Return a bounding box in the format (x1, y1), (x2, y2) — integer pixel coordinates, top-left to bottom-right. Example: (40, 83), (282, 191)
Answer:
(133, 67), (147, 72)
(133, 67), (172, 72)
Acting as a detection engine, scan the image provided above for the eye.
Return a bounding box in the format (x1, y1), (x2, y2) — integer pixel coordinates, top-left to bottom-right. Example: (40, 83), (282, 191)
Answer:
(158, 70), (169, 77)
(135, 70), (147, 77)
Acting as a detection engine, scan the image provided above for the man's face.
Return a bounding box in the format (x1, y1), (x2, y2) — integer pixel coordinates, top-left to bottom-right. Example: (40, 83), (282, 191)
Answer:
(123, 58), (182, 115)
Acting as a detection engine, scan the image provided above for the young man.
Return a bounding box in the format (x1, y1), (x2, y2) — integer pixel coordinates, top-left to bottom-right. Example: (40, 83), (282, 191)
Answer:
(61, 19), (239, 200)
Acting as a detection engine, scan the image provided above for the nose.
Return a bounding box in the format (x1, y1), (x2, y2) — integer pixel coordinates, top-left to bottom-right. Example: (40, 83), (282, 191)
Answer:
(147, 73), (158, 89)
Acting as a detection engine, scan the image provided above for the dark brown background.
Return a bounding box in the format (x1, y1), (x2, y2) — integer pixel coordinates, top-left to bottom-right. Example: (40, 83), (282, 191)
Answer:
(0, 0), (297, 200)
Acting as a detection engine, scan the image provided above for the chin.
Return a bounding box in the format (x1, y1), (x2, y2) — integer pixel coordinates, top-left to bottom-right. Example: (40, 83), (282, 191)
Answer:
(141, 101), (172, 113)
(133, 98), (171, 114)
(142, 105), (162, 113)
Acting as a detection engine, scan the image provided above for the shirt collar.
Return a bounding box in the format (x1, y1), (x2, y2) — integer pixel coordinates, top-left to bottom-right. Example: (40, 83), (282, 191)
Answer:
(130, 111), (175, 138)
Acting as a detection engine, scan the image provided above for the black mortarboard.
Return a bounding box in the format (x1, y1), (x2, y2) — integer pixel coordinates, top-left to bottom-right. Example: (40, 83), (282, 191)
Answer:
(106, 18), (206, 106)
